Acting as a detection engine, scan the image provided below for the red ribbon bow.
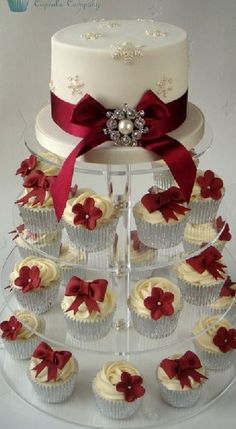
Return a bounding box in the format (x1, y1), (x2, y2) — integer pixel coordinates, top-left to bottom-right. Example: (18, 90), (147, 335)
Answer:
(50, 90), (196, 220)
(116, 371), (145, 402)
(220, 276), (236, 298)
(160, 350), (208, 389)
(64, 276), (108, 314)
(141, 186), (190, 222)
(215, 216), (232, 242)
(16, 170), (56, 206)
(186, 246), (226, 280)
(32, 341), (72, 382)
(16, 154), (38, 177)
(0, 316), (22, 341)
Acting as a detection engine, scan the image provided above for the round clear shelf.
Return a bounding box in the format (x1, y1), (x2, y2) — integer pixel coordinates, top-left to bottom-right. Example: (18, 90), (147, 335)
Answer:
(1, 245), (236, 356)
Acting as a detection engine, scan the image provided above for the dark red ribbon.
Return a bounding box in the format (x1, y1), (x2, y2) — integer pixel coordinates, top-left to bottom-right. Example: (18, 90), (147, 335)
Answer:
(65, 276), (108, 314)
(32, 341), (72, 382)
(16, 170), (56, 206)
(186, 245), (226, 280)
(160, 350), (208, 389)
(50, 90), (196, 220)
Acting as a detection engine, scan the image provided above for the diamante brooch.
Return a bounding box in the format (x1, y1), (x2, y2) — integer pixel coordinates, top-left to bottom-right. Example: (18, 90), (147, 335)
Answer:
(104, 104), (148, 147)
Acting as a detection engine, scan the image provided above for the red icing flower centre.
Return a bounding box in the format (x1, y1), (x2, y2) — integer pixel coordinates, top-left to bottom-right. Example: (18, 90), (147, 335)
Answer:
(144, 287), (174, 320)
(196, 170), (223, 200)
(116, 371), (145, 402)
(72, 197), (103, 230)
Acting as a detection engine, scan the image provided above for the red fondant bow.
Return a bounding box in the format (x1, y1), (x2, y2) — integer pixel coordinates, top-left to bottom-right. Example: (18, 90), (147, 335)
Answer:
(65, 276), (108, 314)
(141, 186), (190, 222)
(32, 341), (72, 382)
(50, 90), (196, 220)
(220, 276), (236, 297)
(186, 246), (226, 280)
(216, 216), (232, 242)
(160, 350), (208, 389)
(16, 170), (56, 206)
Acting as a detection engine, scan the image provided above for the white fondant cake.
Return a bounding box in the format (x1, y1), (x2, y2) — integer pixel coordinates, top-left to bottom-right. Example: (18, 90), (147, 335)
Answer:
(35, 19), (205, 164)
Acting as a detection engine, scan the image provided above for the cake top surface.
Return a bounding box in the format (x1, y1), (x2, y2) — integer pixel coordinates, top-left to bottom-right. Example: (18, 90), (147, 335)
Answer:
(52, 20), (186, 51)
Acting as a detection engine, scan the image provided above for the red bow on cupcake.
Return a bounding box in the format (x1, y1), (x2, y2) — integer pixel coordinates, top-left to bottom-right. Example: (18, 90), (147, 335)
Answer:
(16, 170), (56, 206)
(216, 216), (232, 242)
(65, 276), (108, 314)
(160, 350), (208, 388)
(220, 276), (236, 297)
(186, 246), (226, 280)
(32, 341), (72, 382)
(141, 186), (190, 222)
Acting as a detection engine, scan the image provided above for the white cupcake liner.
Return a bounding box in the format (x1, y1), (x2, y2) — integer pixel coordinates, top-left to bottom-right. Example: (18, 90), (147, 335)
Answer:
(18, 205), (62, 233)
(63, 309), (116, 341)
(128, 303), (182, 339)
(158, 381), (201, 408)
(133, 211), (188, 249)
(16, 234), (62, 259)
(93, 385), (143, 419)
(152, 166), (174, 190)
(194, 342), (234, 371)
(13, 282), (60, 314)
(189, 199), (222, 224)
(28, 360), (78, 403)
(60, 265), (87, 285)
(7, 0), (29, 12)
(64, 217), (119, 252)
(183, 238), (225, 255)
(177, 277), (224, 306)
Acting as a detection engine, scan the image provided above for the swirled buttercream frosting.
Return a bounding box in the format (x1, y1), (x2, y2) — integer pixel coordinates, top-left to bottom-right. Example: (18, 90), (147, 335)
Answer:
(11, 256), (60, 288)
(193, 315), (232, 353)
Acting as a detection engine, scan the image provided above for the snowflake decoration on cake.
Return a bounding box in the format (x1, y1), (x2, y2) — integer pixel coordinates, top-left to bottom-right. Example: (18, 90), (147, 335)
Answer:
(49, 80), (55, 93)
(92, 19), (120, 29)
(156, 76), (173, 98)
(80, 32), (103, 40)
(67, 75), (84, 96)
(111, 42), (144, 65)
(145, 29), (168, 37)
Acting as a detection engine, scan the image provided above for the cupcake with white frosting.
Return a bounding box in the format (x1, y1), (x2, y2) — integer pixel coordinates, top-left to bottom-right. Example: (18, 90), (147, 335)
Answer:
(28, 341), (78, 403)
(128, 277), (183, 338)
(16, 151), (62, 179)
(59, 243), (87, 285)
(183, 217), (231, 254)
(0, 310), (45, 360)
(157, 350), (208, 407)
(61, 276), (116, 341)
(130, 230), (156, 281)
(189, 170), (225, 224)
(12, 224), (62, 258)
(63, 191), (119, 252)
(192, 315), (236, 370)
(93, 360), (145, 419)
(208, 276), (236, 321)
(10, 256), (60, 314)
(176, 246), (227, 305)
(133, 186), (190, 249)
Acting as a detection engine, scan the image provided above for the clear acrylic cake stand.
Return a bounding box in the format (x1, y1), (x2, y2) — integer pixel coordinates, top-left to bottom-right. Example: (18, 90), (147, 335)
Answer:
(1, 125), (236, 428)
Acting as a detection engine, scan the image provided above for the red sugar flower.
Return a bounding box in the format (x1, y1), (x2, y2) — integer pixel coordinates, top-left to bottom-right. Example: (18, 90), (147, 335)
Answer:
(144, 287), (174, 320)
(14, 265), (41, 293)
(0, 316), (22, 340)
(196, 170), (223, 200)
(72, 197), (103, 230)
(141, 186), (190, 222)
(215, 216), (232, 242)
(16, 155), (38, 177)
(220, 276), (236, 297)
(213, 327), (236, 353)
(116, 371), (145, 402)
(186, 246), (226, 280)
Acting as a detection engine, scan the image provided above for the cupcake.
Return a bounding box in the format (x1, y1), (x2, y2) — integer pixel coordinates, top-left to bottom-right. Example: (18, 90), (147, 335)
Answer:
(16, 151), (63, 178)
(28, 341), (78, 403)
(130, 230), (157, 281)
(128, 277), (183, 338)
(133, 186), (190, 249)
(92, 360), (145, 419)
(61, 276), (116, 341)
(63, 192), (119, 252)
(157, 350), (208, 407)
(11, 224), (62, 258)
(0, 310), (45, 360)
(208, 276), (236, 320)
(59, 243), (87, 285)
(192, 315), (236, 370)
(183, 217), (231, 254)
(7, 0), (29, 12)
(176, 246), (227, 305)
(16, 170), (62, 233)
(189, 170), (225, 224)
(10, 256), (60, 314)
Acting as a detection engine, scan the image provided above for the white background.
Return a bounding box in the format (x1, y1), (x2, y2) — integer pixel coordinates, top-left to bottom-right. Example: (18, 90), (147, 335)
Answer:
(0, 0), (236, 427)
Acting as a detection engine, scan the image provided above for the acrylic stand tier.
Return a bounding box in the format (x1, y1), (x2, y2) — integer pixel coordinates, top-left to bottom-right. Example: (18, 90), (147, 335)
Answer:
(1, 126), (236, 428)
